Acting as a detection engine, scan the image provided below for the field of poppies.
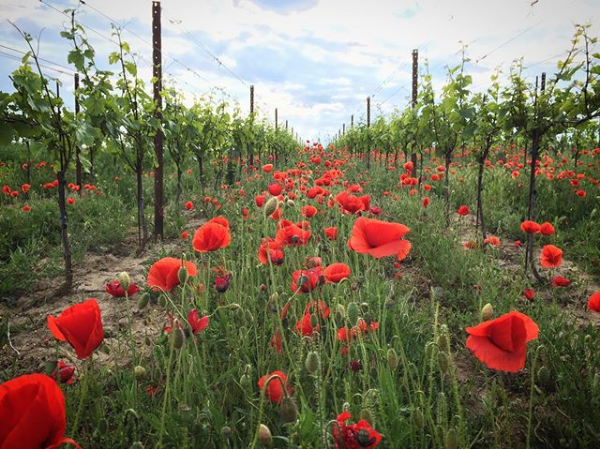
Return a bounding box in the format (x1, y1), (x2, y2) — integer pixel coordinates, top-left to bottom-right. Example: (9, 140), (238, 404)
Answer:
(2, 19), (600, 449)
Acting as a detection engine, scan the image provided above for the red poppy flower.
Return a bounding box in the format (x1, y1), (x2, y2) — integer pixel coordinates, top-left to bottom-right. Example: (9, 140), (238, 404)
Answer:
(333, 410), (382, 449)
(335, 191), (368, 215)
(587, 291), (600, 313)
(520, 221), (541, 234)
(276, 224), (311, 246)
(348, 217), (411, 259)
(324, 263), (351, 283)
(255, 195), (265, 207)
(552, 276), (570, 287)
(465, 311), (539, 372)
(47, 299), (104, 360)
(51, 361), (76, 385)
(262, 163), (273, 173)
(540, 222), (555, 236)
(324, 227), (338, 240)
(0, 374), (82, 449)
(484, 235), (501, 247)
(21, 183), (30, 194)
(301, 205), (318, 218)
(147, 257), (198, 292)
(193, 221), (231, 252)
(296, 313), (319, 336)
(187, 309), (209, 334)
(67, 198), (75, 205)
(185, 201), (194, 210)
(301, 298), (328, 318)
(21, 205), (31, 212)
(524, 288), (535, 301)
(268, 183), (282, 196)
(422, 197), (430, 208)
(105, 280), (141, 298)
(181, 231), (189, 240)
(270, 330), (284, 353)
(457, 205), (469, 216)
(291, 267), (323, 293)
(257, 371), (292, 403)
(540, 245), (563, 268)
(337, 327), (358, 343)
(258, 238), (284, 265)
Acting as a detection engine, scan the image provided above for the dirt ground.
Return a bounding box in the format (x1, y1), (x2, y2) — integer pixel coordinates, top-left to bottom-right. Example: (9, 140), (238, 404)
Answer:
(0, 223), (201, 378)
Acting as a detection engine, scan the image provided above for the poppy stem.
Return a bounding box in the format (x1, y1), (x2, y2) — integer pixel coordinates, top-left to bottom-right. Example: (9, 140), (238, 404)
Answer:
(525, 346), (541, 449)
(158, 336), (176, 448)
(71, 357), (92, 437)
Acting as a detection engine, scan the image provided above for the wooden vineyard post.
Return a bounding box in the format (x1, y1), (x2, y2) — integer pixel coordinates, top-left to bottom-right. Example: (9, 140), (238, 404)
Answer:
(74, 73), (82, 195)
(411, 49), (418, 181)
(152, 0), (164, 240)
(249, 85), (254, 167)
(366, 96), (371, 168)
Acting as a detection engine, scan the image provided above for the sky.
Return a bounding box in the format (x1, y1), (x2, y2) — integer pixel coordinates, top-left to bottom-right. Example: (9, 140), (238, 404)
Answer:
(0, 0), (599, 142)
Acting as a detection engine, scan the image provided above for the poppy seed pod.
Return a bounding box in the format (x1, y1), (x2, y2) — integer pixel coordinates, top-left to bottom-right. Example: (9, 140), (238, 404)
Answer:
(305, 350), (319, 374)
(279, 396), (298, 423)
(118, 271), (131, 291)
(264, 197), (279, 217)
(481, 303), (494, 321)
(258, 424), (272, 447)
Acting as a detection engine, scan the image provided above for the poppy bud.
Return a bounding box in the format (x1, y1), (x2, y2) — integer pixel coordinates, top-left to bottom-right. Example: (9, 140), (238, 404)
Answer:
(310, 313), (318, 328)
(118, 271), (131, 291)
(221, 426), (233, 437)
(145, 335), (152, 346)
(412, 408), (425, 429)
(130, 442), (144, 449)
(158, 295), (167, 307)
(286, 199), (295, 207)
(305, 350), (319, 374)
(280, 396), (298, 423)
(137, 293), (150, 310)
(264, 197), (279, 217)
(347, 302), (360, 327)
(387, 348), (399, 371)
(445, 429), (459, 449)
(481, 303), (494, 321)
(240, 373), (252, 391)
(360, 302), (369, 312)
(44, 359), (58, 376)
(134, 365), (146, 379)
(537, 366), (553, 390)
(178, 266), (189, 285)
(258, 424), (272, 447)
(438, 352), (449, 374)
(359, 408), (373, 425)
(349, 359), (362, 372)
(171, 323), (185, 349)
(270, 292), (279, 303)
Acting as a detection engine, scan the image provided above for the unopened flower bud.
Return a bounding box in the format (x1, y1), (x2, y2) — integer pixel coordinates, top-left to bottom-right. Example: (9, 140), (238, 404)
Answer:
(347, 302), (360, 327)
(286, 199), (295, 207)
(413, 408), (425, 429)
(264, 197), (279, 217)
(137, 293), (150, 310)
(438, 352), (449, 374)
(134, 365), (146, 379)
(178, 266), (189, 285)
(359, 408), (373, 425)
(481, 303), (494, 321)
(445, 429), (459, 449)
(118, 271), (131, 291)
(279, 396), (298, 423)
(240, 373), (252, 391)
(258, 424), (272, 447)
(171, 323), (185, 349)
(387, 348), (399, 371)
(305, 350), (319, 374)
